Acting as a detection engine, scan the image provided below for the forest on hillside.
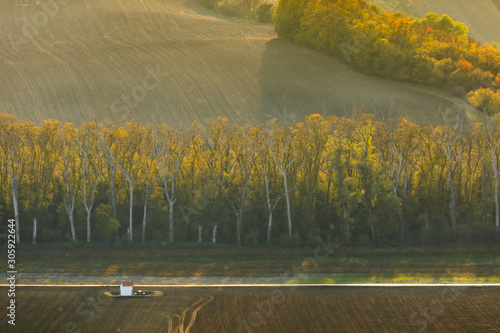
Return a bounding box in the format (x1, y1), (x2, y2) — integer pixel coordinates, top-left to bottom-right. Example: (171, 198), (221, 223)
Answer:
(274, 0), (500, 114)
(1, 113), (499, 246)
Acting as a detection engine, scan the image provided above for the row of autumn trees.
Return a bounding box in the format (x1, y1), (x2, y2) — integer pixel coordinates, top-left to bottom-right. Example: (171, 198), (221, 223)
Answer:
(274, 0), (500, 114)
(1, 112), (500, 246)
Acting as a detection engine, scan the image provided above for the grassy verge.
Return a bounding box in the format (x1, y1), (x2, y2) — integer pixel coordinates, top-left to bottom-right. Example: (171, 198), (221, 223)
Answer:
(7, 244), (500, 283)
(287, 274), (500, 285)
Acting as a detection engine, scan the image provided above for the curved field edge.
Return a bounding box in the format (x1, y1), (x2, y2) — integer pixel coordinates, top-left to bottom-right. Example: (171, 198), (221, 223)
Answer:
(0, 0), (462, 126)
(371, 0), (500, 44)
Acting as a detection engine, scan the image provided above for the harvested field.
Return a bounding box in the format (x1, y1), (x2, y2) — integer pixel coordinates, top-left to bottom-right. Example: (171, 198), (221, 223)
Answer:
(0, 0), (459, 126)
(1, 286), (499, 332)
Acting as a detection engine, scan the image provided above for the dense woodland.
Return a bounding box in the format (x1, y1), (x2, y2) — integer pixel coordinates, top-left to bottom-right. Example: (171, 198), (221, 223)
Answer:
(1, 113), (499, 246)
(274, 0), (500, 114)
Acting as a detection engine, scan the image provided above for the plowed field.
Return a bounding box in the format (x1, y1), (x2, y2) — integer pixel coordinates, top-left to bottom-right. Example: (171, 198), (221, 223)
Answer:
(0, 0), (458, 126)
(1, 286), (499, 332)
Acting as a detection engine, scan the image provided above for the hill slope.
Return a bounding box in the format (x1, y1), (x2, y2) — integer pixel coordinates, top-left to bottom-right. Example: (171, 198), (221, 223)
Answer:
(372, 0), (500, 44)
(0, 0), (460, 126)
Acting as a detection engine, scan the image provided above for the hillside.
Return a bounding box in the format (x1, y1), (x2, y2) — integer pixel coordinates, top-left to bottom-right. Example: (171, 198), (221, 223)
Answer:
(371, 0), (500, 44)
(0, 0), (461, 126)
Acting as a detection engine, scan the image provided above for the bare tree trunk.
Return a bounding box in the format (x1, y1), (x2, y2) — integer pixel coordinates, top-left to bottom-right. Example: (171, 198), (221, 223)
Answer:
(212, 225), (217, 244)
(283, 174), (292, 237)
(142, 194), (149, 244)
(369, 204), (374, 242)
(434, 116), (465, 237)
(83, 174), (99, 243)
(236, 174), (250, 245)
(198, 225), (203, 242)
(399, 204), (405, 242)
(85, 212), (91, 243)
(449, 170), (458, 234)
(153, 127), (186, 244)
(110, 166), (117, 220)
(129, 183), (134, 243)
(263, 163), (281, 245)
(12, 191), (20, 243)
(66, 194), (76, 242)
(267, 214), (273, 245)
(343, 205), (350, 243)
(425, 208), (429, 238)
(482, 167), (487, 238)
(399, 172), (408, 242)
(32, 218), (37, 245)
(492, 148), (499, 230)
(8, 172), (20, 244)
(271, 132), (304, 240)
(169, 200), (175, 242)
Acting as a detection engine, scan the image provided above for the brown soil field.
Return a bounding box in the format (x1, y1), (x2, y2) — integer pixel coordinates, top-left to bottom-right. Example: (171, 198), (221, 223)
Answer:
(0, 0), (459, 127)
(372, 0), (500, 44)
(1, 286), (499, 332)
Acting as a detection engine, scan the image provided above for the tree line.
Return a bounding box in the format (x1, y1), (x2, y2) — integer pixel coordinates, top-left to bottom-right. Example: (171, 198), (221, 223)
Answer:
(274, 0), (500, 114)
(1, 112), (499, 246)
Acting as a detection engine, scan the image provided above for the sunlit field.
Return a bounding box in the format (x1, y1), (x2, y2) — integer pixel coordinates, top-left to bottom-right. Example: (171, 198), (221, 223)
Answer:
(0, 0), (461, 126)
(2, 0), (500, 332)
(371, 0), (500, 44)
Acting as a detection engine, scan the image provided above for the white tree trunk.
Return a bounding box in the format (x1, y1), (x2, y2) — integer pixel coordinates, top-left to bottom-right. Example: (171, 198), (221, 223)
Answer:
(236, 174), (250, 245)
(264, 163), (273, 245)
(142, 190), (151, 244)
(212, 225), (217, 244)
(110, 166), (117, 219)
(283, 173), (292, 237)
(129, 183), (134, 242)
(169, 199), (175, 242)
(399, 171), (409, 241)
(82, 152), (99, 243)
(343, 205), (350, 243)
(10, 179), (20, 244)
(425, 209), (429, 238)
(32, 218), (37, 245)
(198, 225), (203, 242)
(491, 148), (499, 229)
(449, 170), (458, 233)
(267, 213), (273, 245)
(7, 166), (21, 244)
(68, 195), (76, 242)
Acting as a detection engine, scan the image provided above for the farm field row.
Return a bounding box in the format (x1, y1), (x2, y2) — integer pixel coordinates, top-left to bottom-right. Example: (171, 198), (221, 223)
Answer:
(1, 286), (499, 332)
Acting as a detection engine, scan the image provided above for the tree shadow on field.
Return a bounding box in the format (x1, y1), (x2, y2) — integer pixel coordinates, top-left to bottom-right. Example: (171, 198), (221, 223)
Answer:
(258, 39), (355, 123)
(257, 38), (456, 124)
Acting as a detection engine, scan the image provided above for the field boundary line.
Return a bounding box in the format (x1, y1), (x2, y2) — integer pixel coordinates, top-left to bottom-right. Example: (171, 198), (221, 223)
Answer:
(3, 283), (500, 287)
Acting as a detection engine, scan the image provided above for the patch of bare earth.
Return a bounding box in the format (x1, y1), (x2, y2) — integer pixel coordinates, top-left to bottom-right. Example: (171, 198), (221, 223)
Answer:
(2, 286), (499, 332)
